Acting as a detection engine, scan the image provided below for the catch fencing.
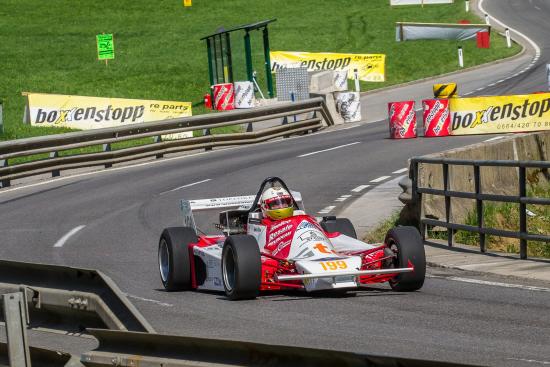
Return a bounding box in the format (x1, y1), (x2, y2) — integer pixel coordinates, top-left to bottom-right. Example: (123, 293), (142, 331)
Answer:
(0, 98), (333, 188)
(411, 157), (550, 259)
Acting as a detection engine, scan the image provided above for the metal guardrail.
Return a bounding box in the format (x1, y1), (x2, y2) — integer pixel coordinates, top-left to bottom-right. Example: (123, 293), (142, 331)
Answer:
(0, 260), (154, 333)
(411, 157), (550, 259)
(0, 343), (83, 367)
(80, 329), (477, 367)
(0, 98), (333, 187)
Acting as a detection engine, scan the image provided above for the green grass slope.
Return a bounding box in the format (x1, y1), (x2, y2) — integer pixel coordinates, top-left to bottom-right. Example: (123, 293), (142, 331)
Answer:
(0, 0), (519, 140)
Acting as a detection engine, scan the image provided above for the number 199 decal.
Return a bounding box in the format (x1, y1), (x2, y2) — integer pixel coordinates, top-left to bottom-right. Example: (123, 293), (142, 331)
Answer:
(319, 260), (347, 271)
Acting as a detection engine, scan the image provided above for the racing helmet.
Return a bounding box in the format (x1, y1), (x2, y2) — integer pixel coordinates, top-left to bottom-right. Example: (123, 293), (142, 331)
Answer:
(260, 186), (294, 220)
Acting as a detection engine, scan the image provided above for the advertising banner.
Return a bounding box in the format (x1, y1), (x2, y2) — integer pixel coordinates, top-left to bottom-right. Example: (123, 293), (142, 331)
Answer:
(270, 51), (385, 82)
(396, 22), (490, 41)
(449, 93), (550, 135)
(25, 93), (192, 131)
(390, 0), (453, 4)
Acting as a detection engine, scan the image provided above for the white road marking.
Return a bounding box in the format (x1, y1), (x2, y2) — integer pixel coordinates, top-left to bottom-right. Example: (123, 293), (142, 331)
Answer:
(335, 195), (352, 202)
(392, 168), (408, 174)
(125, 294), (173, 307)
(370, 176), (390, 183)
(339, 125), (358, 131)
(53, 225), (86, 248)
(297, 142), (361, 158)
(507, 358), (550, 365)
(484, 136), (504, 142)
(159, 179), (212, 196)
(351, 185), (370, 193)
(318, 206), (336, 214)
(428, 275), (550, 293)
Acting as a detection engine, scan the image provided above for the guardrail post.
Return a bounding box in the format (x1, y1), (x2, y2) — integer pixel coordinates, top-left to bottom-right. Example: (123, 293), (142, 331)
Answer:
(443, 163), (453, 247)
(2, 292), (32, 367)
(411, 160), (425, 240)
(203, 129), (212, 151)
(50, 151), (60, 177)
(0, 158), (10, 188)
(154, 136), (163, 159)
(519, 166), (527, 259)
(102, 144), (112, 168)
(474, 165), (486, 252)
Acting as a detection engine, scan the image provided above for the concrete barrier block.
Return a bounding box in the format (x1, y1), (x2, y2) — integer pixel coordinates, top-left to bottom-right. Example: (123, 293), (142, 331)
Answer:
(310, 92), (344, 125)
(309, 71), (337, 93)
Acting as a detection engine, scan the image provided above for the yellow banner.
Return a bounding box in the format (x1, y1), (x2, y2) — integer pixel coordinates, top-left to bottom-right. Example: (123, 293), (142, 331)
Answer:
(449, 93), (550, 135)
(270, 51), (385, 82)
(26, 93), (192, 130)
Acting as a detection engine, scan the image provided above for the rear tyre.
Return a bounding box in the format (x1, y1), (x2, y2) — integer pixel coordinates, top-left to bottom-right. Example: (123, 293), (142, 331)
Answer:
(384, 226), (426, 292)
(158, 227), (197, 291)
(222, 235), (261, 300)
(320, 217), (357, 239)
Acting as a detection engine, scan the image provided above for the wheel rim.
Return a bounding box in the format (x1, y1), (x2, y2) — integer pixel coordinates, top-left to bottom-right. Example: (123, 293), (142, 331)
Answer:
(159, 238), (170, 283)
(223, 246), (236, 292)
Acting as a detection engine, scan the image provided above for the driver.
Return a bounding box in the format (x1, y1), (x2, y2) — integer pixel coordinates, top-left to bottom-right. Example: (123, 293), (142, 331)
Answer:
(260, 187), (294, 220)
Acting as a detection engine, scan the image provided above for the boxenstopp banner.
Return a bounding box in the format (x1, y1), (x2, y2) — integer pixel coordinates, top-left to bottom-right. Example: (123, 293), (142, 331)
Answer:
(270, 51), (385, 82)
(449, 93), (550, 135)
(25, 93), (192, 130)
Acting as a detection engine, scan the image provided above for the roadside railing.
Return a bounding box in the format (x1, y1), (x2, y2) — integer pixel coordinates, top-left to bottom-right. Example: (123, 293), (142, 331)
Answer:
(0, 98), (334, 188)
(411, 157), (550, 259)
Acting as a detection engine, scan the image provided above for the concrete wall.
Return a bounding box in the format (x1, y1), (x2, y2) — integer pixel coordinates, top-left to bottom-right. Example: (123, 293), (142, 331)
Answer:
(419, 131), (550, 223)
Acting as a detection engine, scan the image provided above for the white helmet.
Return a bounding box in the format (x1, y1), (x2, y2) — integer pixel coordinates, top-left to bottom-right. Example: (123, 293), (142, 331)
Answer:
(260, 186), (294, 220)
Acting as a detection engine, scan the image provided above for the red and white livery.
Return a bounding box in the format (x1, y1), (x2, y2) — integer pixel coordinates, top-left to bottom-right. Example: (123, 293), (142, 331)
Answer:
(158, 177), (426, 300)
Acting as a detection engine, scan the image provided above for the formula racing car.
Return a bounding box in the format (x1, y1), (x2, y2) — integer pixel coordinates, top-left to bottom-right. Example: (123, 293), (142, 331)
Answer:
(158, 177), (426, 300)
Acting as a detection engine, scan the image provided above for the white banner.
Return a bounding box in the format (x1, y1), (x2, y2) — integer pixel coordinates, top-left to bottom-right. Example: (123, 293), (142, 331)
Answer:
(390, 0), (453, 5)
(396, 22), (490, 41)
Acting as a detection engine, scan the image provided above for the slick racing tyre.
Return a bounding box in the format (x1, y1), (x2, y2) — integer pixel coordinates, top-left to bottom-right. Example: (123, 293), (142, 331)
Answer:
(320, 217), (357, 239)
(384, 226), (426, 292)
(222, 235), (261, 300)
(158, 227), (197, 291)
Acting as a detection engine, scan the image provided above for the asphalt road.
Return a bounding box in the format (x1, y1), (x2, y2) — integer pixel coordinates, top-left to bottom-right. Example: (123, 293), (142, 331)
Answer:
(1, 0), (550, 366)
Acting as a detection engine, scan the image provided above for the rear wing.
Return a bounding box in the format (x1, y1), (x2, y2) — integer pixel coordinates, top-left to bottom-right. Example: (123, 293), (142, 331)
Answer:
(180, 192), (303, 232)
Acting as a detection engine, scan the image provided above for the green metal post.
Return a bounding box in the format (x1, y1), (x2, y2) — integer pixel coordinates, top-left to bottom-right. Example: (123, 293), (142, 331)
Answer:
(225, 33), (234, 83)
(0, 99), (4, 135)
(244, 31), (253, 82)
(206, 38), (215, 88)
(262, 27), (274, 98)
(219, 34), (226, 83)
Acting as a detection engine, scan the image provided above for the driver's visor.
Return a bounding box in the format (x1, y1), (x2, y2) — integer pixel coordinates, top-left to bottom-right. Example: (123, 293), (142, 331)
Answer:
(265, 195), (292, 210)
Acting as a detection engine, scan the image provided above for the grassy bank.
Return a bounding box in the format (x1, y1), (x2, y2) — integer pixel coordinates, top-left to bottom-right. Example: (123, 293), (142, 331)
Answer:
(1, 0), (520, 141)
(446, 184), (550, 258)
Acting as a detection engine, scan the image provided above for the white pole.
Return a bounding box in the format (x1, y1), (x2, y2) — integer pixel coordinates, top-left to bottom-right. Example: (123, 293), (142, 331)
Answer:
(485, 14), (490, 25)
(547, 64), (550, 91)
(465, 0), (469, 12)
(354, 68), (360, 92)
(505, 28), (511, 48)
(458, 46), (464, 68)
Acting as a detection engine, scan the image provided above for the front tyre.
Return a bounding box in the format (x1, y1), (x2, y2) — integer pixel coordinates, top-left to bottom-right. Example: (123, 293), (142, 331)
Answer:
(222, 235), (261, 300)
(158, 227), (197, 291)
(385, 226), (426, 292)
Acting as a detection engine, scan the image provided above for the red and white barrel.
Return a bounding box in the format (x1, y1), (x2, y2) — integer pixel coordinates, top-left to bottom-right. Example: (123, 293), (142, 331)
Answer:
(388, 101), (417, 139)
(422, 99), (450, 137)
(213, 83), (235, 111)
